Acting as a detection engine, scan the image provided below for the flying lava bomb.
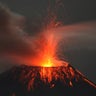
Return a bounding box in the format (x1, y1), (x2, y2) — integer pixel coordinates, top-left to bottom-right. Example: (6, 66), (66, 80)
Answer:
(0, 1), (96, 96)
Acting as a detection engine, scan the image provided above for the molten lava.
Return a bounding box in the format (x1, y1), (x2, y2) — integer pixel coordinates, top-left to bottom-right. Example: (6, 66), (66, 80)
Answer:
(29, 21), (62, 67)
(35, 29), (66, 68)
(16, 64), (77, 91)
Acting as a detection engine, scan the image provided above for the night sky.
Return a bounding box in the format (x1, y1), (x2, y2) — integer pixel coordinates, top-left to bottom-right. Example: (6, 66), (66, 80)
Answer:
(0, 0), (96, 83)
(0, 0), (96, 24)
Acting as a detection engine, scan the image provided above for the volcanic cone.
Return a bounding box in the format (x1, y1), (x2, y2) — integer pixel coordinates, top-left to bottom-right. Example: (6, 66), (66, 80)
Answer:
(0, 63), (96, 96)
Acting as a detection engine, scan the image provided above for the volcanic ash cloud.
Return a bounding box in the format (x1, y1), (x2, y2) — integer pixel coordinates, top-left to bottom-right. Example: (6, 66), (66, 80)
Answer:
(0, 3), (39, 71)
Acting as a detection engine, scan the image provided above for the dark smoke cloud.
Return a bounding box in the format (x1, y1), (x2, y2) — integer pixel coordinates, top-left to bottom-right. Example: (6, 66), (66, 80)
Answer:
(0, 3), (35, 57)
(0, 3), (38, 71)
(56, 21), (96, 51)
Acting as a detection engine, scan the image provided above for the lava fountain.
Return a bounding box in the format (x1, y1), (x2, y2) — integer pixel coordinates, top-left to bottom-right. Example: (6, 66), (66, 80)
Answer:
(26, 16), (65, 67)
(20, 17), (71, 89)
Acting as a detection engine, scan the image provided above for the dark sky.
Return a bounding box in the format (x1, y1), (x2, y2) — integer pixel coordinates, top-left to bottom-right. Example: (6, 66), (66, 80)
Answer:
(0, 0), (96, 24)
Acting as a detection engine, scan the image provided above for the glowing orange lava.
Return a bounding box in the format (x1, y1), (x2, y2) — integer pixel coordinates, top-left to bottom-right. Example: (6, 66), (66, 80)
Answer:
(37, 29), (64, 68)
(23, 16), (65, 68)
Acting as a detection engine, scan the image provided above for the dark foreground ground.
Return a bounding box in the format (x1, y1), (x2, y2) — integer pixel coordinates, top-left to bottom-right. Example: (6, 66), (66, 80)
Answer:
(0, 64), (96, 96)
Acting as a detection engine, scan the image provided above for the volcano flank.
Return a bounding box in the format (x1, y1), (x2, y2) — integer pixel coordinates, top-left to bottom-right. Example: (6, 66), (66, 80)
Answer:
(0, 64), (96, 96)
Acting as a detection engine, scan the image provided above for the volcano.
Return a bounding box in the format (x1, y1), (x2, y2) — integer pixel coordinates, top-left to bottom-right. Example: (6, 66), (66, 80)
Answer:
(0, 64), (96, 96)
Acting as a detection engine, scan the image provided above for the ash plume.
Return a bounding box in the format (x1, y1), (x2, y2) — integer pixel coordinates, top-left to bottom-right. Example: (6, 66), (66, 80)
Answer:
(0, 3), (39, 70)
(56, 21), (96, 51)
